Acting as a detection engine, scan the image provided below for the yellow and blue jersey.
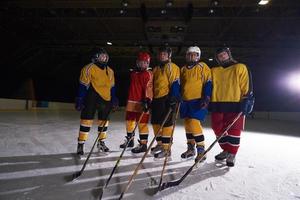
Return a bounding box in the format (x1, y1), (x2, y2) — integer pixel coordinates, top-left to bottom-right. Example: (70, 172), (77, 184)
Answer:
(152, 62), (180, 99)
(79, 63), (115, 101)
(180, 62), (212, 121)
(180, 62), (212, 101)
(210, 63), (251, 112)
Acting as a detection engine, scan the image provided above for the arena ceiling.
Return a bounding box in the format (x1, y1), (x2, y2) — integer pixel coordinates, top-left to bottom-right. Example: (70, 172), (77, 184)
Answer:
(0, 0), (300, 103)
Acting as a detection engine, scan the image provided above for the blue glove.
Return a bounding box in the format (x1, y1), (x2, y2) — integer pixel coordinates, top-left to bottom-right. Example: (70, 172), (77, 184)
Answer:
(241, 96), (255, 115)
(110, 86), (119, 111)
(111, 97), (119, 111)
(75, 97), (85, 111)
(75, 83), (88, 111)
(142, 98), (151, 112)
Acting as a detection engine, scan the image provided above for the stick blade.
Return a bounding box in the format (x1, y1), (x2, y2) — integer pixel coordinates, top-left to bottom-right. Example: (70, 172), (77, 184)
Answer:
(98, 188), (104, 200)
(159, 179), (180, 191)
(72, 171), (82, 181)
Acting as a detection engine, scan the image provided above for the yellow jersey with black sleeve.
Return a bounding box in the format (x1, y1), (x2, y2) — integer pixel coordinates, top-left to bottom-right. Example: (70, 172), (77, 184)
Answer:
(79, 63), (115, 101)
(180, 62), (212, 101)
(152, 62), (180, 98)
(210, 63), (250, 112)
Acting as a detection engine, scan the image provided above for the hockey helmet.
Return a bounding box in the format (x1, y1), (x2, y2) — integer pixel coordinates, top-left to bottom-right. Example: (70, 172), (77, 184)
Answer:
(136, 52), (150, 70)
(186, 46), (201, 65)
(158, 46), (172, 58)
(137, 52), (151, 63)
(215, 47), (235, 66)
(91, 48), (109, 64)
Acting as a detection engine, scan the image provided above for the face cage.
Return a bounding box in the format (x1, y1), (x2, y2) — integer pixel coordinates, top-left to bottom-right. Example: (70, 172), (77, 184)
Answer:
(96, 53), (109, 63)
(215, 50), (232, 65)
(186, 52), (200, 63)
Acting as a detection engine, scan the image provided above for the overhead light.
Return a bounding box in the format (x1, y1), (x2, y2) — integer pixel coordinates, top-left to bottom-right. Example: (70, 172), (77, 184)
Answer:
(258, 0), (269, 5)
(161, 9), (167, 14)
(170, 26), (185, 32)
(106, 41), (112, 45)
(209, 9), (214, 14)
(209, 58), (213, 61)
(177, 27), (184, 31)
(119, 9), (125, 14)
(122, 0), (128, 7)
(166, 0), (173, 7)
(211, 0), (219, 6)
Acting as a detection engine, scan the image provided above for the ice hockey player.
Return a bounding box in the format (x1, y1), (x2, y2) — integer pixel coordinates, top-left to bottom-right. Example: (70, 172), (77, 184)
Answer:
(179, 46), (212, 162)
(210, 47), (254, 167)
(75, 48), (119, 155)
(151, 46), (181, 159)
(119, 52), (153, 153)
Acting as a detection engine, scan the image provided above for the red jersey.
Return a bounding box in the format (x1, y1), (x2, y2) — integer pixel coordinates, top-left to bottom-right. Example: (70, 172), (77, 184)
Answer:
(126, 70), (153, 113)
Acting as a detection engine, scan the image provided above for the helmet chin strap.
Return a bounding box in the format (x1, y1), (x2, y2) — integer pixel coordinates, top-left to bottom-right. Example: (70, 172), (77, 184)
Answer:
(187, 61), (198, 68)
(186, 57), (199, 68)
(159, 60), (169, 67)
(218, 58), (237, 68)
(94, 61), (107, 69)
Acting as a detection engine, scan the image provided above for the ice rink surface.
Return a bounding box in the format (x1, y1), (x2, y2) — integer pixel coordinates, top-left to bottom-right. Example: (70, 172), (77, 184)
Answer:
(0, 110), (299, 200)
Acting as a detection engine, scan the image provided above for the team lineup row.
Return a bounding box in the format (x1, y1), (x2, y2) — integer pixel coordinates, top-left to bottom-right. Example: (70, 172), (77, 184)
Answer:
(74, 45), (254, 167)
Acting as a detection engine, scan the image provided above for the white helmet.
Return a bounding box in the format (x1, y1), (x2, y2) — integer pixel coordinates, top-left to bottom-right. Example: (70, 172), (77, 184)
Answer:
(186, 46), (201, 65)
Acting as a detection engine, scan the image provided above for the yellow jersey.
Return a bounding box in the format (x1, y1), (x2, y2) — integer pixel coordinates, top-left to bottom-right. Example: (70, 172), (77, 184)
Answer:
(79, 63), (115, 101)
(152, 62), (180, 98)
(211, 63), (249, 103)
(181, 62), (212, 101)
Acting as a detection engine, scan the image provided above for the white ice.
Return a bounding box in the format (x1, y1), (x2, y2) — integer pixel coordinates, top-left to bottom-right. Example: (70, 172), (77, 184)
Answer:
(0, 110), (299, 200)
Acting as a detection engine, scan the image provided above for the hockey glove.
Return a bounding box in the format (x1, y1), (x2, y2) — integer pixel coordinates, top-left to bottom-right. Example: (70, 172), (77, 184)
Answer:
(75, 97), (84, 111)
(142, 98), (151, 112)
(200, 96), (210, 109)
(241, 95), (255, 115)
(110, 86), (119, 111)
(111, 97), (119, 112)
(168, 96), (178, 111)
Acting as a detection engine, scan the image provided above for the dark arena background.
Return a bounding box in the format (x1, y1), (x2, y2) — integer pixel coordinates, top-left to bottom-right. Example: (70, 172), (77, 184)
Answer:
(0, 1), (300, 200)
(1, 0), (300, 111)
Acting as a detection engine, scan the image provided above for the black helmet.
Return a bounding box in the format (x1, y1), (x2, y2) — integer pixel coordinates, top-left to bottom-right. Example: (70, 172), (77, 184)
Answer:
(215, 47), (236, 67)
(91, 48), (109, 64)
(158, 46), (172, 58)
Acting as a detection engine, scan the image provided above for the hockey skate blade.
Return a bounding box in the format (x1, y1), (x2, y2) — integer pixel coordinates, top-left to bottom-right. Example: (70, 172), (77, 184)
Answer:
(180, 156), (195, 162)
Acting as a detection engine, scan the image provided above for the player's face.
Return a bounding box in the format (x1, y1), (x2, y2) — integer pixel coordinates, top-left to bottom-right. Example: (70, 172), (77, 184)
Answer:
(98, 53), (108, 63)
(217, 51), (230, 62)
(137, 60), (149, 70)
(158, 51), (169, 62)
(186, 52), (199, 63)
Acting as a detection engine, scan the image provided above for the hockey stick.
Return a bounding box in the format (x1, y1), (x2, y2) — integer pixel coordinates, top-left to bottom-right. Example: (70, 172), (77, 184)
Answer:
(159, 112), (243, 191)
(72, 110), (112, 180)
(103, 111), (146, 188)
(157, 103), (180, 190)
(118, 108), (173, 200)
